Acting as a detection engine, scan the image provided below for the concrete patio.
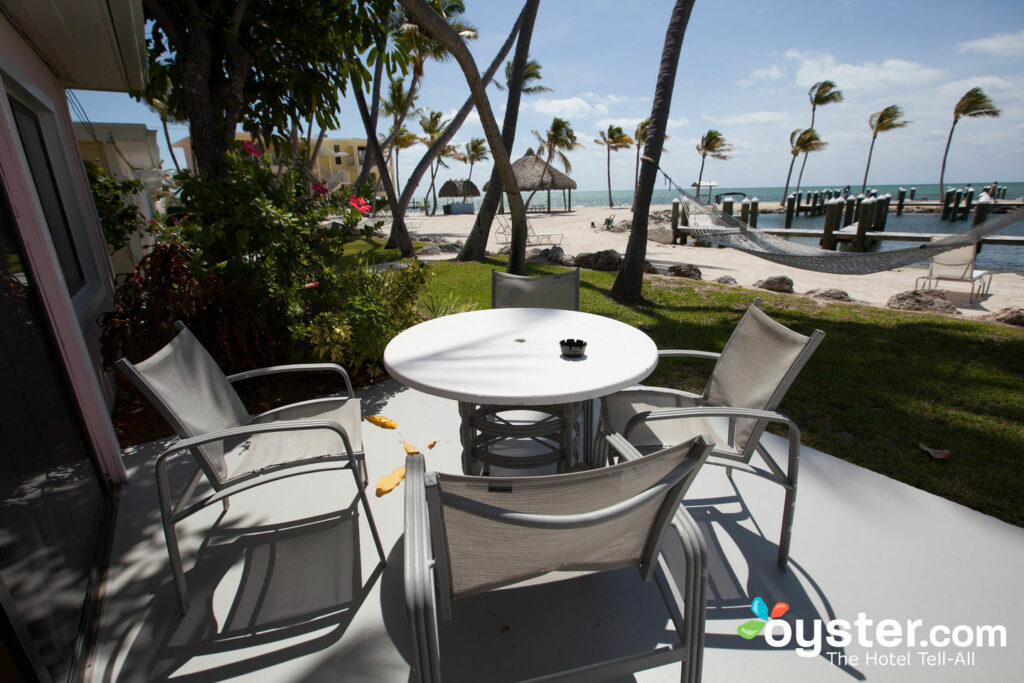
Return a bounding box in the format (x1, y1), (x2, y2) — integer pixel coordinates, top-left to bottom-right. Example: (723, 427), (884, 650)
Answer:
(85, 380), (1024, 682)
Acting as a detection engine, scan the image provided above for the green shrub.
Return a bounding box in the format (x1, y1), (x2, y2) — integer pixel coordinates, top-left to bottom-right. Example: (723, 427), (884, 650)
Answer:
(84, 161), (149, 253)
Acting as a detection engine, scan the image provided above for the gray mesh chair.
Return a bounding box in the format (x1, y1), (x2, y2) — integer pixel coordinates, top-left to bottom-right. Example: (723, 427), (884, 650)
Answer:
(405, 433), (713, 683)
(116, 322), (385, 613)
(490, 268), (580, 311)
(597, 299), (824, 570)
(459, 269), (582, 475)
(914, 241), (992, 302)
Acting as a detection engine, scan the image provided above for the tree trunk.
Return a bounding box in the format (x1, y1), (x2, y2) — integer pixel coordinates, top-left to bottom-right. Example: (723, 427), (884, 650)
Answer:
(307, 127), (327, 176)
(632, 144), (640, 211)
(795, 107), (816, 197)
(162, 117), (181, 172)
(354, 55), (386, 188)
(351, 78), (413, 257)
(606, 146), (613, 208)
(782, 153), (797, 204)
(458, 0), (538, 262)
(611, 0), (695, 303)
(939, 119), (957, 197)
(861, 132), (877, 194)
(695, 154), (706, 203)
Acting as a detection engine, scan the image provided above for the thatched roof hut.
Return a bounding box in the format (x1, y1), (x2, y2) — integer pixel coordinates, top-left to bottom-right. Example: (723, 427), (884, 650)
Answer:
(438, 179), (480, 198)
(484, 148), (578, 211)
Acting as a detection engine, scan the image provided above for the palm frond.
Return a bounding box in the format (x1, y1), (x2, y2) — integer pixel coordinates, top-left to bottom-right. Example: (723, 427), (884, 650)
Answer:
(954, 87), (1001, 120)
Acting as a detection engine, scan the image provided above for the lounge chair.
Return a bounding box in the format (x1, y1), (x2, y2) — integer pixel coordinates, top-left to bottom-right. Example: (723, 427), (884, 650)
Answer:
(915, 241), (992, 303)
(404, 433), (713, 683)
(494, 215), (563, 247)
(116, 322), (386, 613)
(596, 299), (824, 570)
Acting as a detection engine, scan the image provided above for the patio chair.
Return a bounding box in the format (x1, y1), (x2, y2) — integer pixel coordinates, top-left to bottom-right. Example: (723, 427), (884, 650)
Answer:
(597, 299), (824, 570)
(405, 433), (713, 683)
(914, 241), (992, 303)
(490, 268), (580, 310)
(116, 322), (386, 614)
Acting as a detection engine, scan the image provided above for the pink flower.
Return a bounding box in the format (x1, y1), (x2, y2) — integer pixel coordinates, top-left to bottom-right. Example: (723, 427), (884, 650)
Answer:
(147, 219), (157, 225)
(304, 281), (320, 289)
(242, 140), (261, 158)
(312, 182), (328, 195)
(349, 195), (371, 214)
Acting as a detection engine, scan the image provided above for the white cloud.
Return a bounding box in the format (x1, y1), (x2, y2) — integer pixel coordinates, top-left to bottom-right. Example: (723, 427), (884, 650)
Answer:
(735, 65), (784, 87)
(702, 111), (788, 125)
(785, 50), (945, 90)
(579, 92), (647, 106)
(936, 76), (1013, 100)
(957, 29), (1024, 56)
(524, 96), (608, 119)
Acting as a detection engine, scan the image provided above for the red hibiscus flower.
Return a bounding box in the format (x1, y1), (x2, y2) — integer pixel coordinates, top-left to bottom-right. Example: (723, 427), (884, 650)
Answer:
(349, 195), (371, 214)
(242, 140), (261, 158)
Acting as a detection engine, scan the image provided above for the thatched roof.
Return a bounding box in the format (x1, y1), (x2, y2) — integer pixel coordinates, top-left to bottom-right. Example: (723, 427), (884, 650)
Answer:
(438, 179), (480, 198)
(484, 148), (577, 192)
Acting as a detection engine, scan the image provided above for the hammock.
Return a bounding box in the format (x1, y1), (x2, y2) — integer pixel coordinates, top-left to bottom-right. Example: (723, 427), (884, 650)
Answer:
(654, 165), (1024, 275)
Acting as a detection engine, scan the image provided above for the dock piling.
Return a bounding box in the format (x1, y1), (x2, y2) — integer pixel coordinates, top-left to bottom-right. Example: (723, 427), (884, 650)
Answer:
(855, 197), (875, 252)
(843, 196), (856, 227)
(951, 188), (963, 222)
(897, 187), (906, 216)
(941, 188), (955, 220)
(750, 197), (759, 228)
(740, 197), (750, 225)
(785, 194), (796, 228)
(822, 198), (842, 251)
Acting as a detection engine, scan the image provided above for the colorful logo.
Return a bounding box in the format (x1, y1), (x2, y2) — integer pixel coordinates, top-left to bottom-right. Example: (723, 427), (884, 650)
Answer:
(738, 596), (790, 639)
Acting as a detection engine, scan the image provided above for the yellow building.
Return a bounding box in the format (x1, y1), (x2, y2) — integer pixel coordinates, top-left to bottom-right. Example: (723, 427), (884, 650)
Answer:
(173, 133), (385, 191)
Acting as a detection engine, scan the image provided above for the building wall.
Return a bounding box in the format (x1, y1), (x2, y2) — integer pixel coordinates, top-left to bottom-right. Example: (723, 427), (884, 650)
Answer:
(0, 12), (124, 481)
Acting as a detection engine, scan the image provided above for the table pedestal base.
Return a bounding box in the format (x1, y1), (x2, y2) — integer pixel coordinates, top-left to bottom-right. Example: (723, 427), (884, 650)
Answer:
(458, 402), (583, 475)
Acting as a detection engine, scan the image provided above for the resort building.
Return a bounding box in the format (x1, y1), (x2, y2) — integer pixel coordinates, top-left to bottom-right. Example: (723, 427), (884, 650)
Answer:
(74, 122), (163, 275)
(173, 133), (384, 192)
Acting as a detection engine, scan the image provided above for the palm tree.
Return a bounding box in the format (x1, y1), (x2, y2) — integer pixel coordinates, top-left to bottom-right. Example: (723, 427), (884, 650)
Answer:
(782, 128), (826, 203)
(463, 137), (489, 186)
(862, 105), (911, 193)
(419, 109), (451, 214)
(939, 87), (1000, 195)
(695, 129), (732, 203)
(494, 58), (551, 94)
(795, 80), (843, 196)
(594, 124), (633, 208)
(611, 0), (695, 303)
(525, 117), (582, 207)
(389, 125), (420, 195)
(380, 78), (420, 167)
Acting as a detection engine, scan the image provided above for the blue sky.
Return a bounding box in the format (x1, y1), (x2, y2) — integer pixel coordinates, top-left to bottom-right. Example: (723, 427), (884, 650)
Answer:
(71, 0), (1024, 193)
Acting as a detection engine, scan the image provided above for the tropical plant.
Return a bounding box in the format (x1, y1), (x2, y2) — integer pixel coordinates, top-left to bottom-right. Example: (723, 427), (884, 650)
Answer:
(389, 125), (420, 196)
(611, 0), (695, 303)
(862, 105), (911, 193)
(594, 124), (634, 208)
(417, 290), (478, 320)
(463, 137), (489, 185)
(493, 58), (551, 94)
(782, 128), (826, 203)
(84, 161), (149, 254)
(695, 129), (732, 204)
(525, 117), (581, 207)
(795, 80), (843, 196)
(939, 87), (1001, 195)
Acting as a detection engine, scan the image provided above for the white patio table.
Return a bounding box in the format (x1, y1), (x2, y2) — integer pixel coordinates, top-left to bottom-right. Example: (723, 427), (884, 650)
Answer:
(383, 307), (658, 472)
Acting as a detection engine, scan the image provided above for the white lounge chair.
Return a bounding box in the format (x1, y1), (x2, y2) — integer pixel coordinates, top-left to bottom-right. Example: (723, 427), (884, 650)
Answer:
(915, 241), (992, 303)
(404, 434), (713, 682)
(494, 215), (563, 246)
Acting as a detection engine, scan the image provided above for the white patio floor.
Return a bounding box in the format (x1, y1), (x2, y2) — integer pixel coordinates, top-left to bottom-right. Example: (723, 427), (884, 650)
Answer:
(85, 380), (1024, 682)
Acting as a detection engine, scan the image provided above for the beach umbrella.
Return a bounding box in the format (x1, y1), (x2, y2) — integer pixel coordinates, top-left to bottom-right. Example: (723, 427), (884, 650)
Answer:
(484, 148), (578, 211)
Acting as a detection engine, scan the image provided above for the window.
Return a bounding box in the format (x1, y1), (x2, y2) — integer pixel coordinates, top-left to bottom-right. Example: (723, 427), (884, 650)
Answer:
(9, 98), (85, 295)
(333, 144), (341, 154)
(335, 156), (343, 165)
(357, 147), (366, 164)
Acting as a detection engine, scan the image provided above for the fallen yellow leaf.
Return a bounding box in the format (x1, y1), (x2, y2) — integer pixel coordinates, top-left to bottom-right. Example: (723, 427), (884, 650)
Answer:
(366, 415), (397, 429)
(428, 440), (437, 450)
(403, 441), (420, 456)
(375, 466), (406, 497)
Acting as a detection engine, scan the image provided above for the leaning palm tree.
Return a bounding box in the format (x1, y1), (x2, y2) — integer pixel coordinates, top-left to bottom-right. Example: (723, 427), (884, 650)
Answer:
(389, 125), (420, 195)
(594, 124), (633, 208)
(419, 109), (451, 214)
(463, 137), (489, 186)
(633, 118), (651, 205)
(782, 128), (826, 203)
(862, 105), (911, 193)
(795, 80), (843, 196)
(695, 129), (732, 203)
(494, 58), (552, 94)
(939, 87), (1000, 195)
(525, 117), (582, 207)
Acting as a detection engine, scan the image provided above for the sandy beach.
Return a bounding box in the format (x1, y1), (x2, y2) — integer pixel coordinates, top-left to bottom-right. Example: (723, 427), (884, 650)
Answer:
(399, 204), (1024, 319)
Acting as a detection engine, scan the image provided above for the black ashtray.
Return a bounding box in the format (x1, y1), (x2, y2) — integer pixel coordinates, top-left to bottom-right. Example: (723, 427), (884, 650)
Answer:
(559, 338), (587, 358)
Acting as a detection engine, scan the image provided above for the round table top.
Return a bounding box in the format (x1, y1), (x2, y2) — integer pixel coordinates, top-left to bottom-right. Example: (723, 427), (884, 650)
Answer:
(383, 308), (658, 405)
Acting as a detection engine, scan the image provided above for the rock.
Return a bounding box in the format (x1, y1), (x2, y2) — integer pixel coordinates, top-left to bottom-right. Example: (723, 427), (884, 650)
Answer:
(983, 307), (1024, 326)
(667, 263), (702, 280)
(714, 275), (738, 285)
(526, 245), (567, 265)
(497, 245), (511, 255)
(886, 290), (960, 314)
(415, 242), (442, 256)
(574, 249), (623, 271)
(605, 220), (630, 233)
(644, 260), (659, 274)
(647, 226), (674, 244)
(808, 288), (851, 301)
(754, 276), (794, 293)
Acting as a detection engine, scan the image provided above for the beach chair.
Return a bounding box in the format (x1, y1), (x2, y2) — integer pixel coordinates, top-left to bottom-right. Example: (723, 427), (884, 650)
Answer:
(404, 434), (713, 683)
(116, 322), (386, 613)
(914, 241), (992, 302)
(596, 299), (824, 570)
(603, 214), (615, 229)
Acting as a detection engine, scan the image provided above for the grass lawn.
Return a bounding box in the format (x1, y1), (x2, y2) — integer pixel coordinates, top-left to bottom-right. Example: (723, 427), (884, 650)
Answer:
(419, 257), (1024, 527)
(338, 235), (428, 266)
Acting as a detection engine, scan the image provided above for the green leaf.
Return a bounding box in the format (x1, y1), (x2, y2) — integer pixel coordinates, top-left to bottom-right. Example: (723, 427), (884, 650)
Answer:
(236, 229), (250, 246)
(737, 620), (765, 640)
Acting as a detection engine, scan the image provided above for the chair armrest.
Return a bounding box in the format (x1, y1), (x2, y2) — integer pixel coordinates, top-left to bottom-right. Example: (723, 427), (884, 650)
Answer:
(404, 454), (441, 682)
(162, 419), (357, 462)
(656, 349), (720, 362)
(227, 363), (354, 398)
(604, 431), (644, 464)
(249, 396), (356, 422)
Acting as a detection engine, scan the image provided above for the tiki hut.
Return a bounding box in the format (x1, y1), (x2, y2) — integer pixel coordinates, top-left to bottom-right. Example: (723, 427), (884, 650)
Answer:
(438, 179), (480, 201)
(485, 148), (578, 212)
